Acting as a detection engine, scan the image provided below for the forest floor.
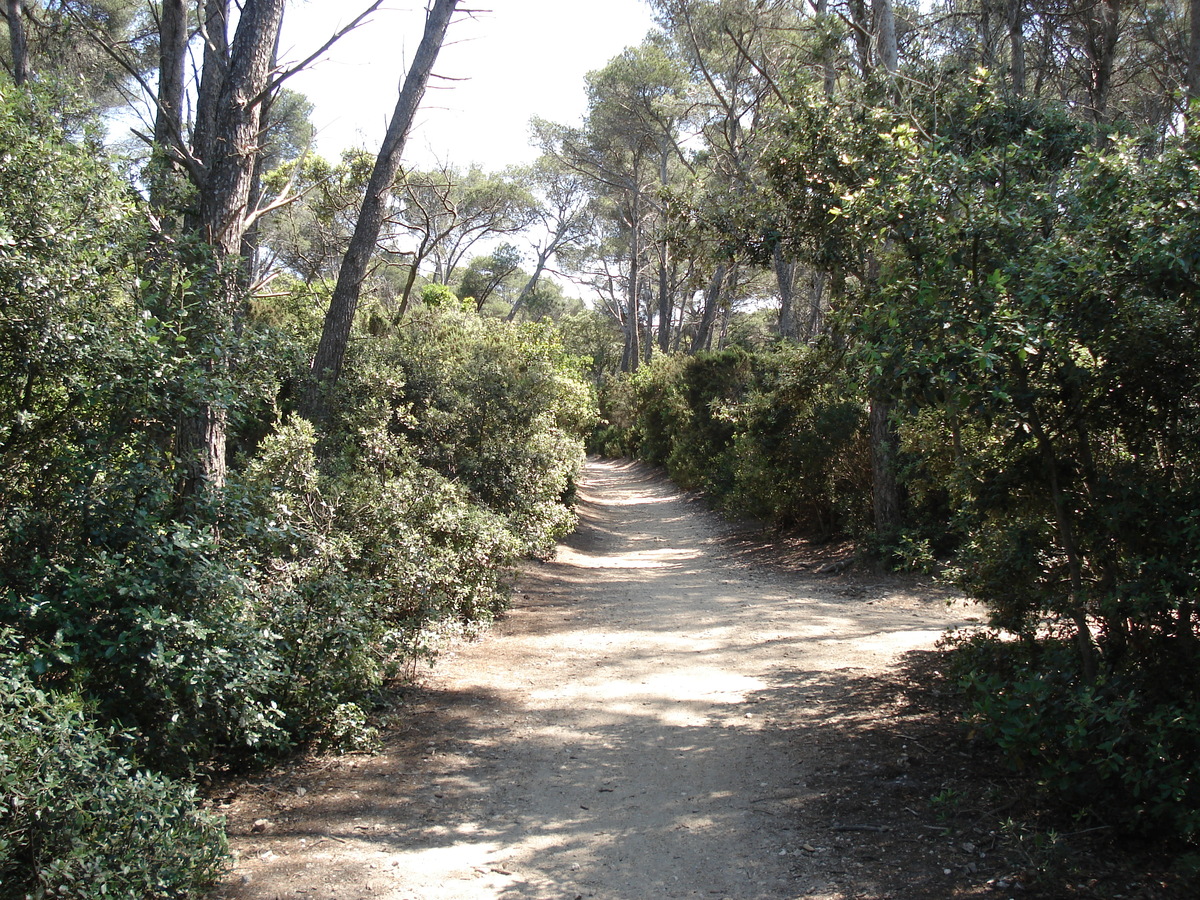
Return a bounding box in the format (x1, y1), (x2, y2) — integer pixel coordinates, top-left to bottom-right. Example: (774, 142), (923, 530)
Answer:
(213, 458), (1188, 900)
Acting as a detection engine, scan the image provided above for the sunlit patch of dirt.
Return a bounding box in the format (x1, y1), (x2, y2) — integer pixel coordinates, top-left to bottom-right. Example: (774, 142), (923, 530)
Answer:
(212, 459), (1191, 900)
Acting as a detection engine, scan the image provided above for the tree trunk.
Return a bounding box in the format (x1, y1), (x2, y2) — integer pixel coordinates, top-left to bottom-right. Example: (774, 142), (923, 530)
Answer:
(818, 0), (836, 96)
(239, 91), (275, 293)
(656, 145), (673, 353)
(176, 0), (286, 496)
(692, 263), (725, 354)
(198, 0), (284, 258)
(507, 246), (553, 321)
(193, 0), (231, 168)
(805, 269), (827, 339)
(147, 0), (190, 220)
(774, 243), (797, 340)
(624, 186), (643, 372)
(847, 0), (872, 76)
(657, 244), (671, 353)
(1188, 0), (1200, 133)
(396, 262), (423, 318)
(873, 0), (899, 75)
(239, 26), (285, 293)
(306, 0), (459, 404)
(716, 299), (733, 350)
(153, 0), (187, 156)
(175, 388), (228, 502)
(1008, 0), (1026, 95)
(6, 0), (28, 85)
(1027, 416), (1099, 682)
(980, 5), (998, 71)
(1083, 0), (1122, 128)
(869, 397), (902, 534)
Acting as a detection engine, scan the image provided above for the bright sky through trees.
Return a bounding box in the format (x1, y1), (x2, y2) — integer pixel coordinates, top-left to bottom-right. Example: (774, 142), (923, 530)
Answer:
(281, 0), (656, 168)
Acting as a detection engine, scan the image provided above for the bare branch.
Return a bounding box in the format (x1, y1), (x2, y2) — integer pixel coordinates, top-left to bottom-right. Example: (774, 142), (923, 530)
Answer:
(261, 0), (386, 102)
(61, 4), (206, 183)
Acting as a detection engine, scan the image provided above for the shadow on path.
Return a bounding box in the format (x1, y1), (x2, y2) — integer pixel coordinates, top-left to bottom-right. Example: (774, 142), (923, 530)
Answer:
(219, 458), (981, 900)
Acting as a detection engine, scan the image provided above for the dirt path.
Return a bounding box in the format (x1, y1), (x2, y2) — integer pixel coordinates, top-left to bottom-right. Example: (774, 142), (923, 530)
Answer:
(217, 458), (982, 900)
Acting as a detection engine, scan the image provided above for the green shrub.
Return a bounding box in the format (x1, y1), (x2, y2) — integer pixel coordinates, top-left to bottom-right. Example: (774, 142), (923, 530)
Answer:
(8, 501), (295, 771)
(0, 648), (227, 898)
(594, 345), (870, 537)
(240, 415), (525, 736)
(665, 348), (754, 496)
(338, 305), (595, 557)
(625, 354), (691, 467)
(951, 633), (1200, 842)
(728, 344), (870, 535)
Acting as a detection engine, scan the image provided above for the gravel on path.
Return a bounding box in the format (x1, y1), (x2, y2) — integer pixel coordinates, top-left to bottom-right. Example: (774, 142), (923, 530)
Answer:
(217, 458), (981, 900)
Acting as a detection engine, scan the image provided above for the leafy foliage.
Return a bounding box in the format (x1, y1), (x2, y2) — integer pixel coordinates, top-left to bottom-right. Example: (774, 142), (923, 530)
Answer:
(354, 304), (595, 557)
(0, 81), (597, 890)
(766, 73), (1200, 842)
(951, 633), (1200, 841)
(0, 637), (227, 899)
(729, 345), (870, 535)
(7, 0), (1200, 882)
(596, 344), (869, 535)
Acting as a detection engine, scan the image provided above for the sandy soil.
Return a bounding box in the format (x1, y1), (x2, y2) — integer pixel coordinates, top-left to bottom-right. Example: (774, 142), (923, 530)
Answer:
(215, 458), (988, 900)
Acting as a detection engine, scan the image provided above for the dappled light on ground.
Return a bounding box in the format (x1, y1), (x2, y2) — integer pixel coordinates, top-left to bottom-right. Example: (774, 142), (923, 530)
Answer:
(219, 458), (981, 900)
(554, 545), (701, 568)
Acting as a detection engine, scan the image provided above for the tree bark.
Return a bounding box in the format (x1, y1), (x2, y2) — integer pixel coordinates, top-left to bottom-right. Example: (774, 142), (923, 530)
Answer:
(1008, 0), (1026, 96)
(626, 188), (642, 371)
(805, 269), (827, 339)
(692, 262), (725, 353)
(774, 243), (797, 340)
(869, 397), (902, 534)
(847, 0), (872, 77)
(818, 0), (836, 96)
(153, 0), (187, 153)
(148, 0), (188, 212)
(980, 4), (999, 71)
(1188, 0), (1200, 133)
(873, 0), (899, 75)
(1027, 414), (1099, 682)
(657, 242), (671, 353)
(176, 0), (286, 497)
(1082, 0), (1122, 128)
(507, 242), (555, 322)
(5, 0), (28, 85)
(306, 0), (459, 403)
(193, 0), (231, 169)
(656, 144), (673, 353)
(197, 0), (284, 259)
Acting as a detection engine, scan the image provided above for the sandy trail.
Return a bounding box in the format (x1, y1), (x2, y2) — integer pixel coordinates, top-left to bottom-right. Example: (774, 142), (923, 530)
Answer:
(219, 458), (980, 900)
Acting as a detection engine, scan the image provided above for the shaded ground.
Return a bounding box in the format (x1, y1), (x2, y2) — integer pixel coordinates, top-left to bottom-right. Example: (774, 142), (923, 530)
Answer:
(213, 459), (1187, 900)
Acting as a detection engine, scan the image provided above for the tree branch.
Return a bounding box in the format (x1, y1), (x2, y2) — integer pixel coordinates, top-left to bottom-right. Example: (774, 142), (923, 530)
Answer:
(260, 0), (387, 103)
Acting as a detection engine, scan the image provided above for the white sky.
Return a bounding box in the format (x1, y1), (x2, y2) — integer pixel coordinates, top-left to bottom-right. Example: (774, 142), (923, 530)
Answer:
(280, 0), (657, 170)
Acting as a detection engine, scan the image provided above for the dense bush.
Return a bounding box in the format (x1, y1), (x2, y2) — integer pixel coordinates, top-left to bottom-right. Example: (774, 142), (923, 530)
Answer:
(666, 348), (753, 496)
(728, 345), (870, 536)
(0, 85), (597, 890)
(951, 633), (1200, 841)
(0, 642), (227, 898)
(346, 305), (595, 557)
(765, 79), (1200, 843)
(238, 416), (524, 731)
(592, 80), (1200, 848)
(603, 353), (688, 465)
(594, 344), (870, 535)
(3, 298), (593, 769)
